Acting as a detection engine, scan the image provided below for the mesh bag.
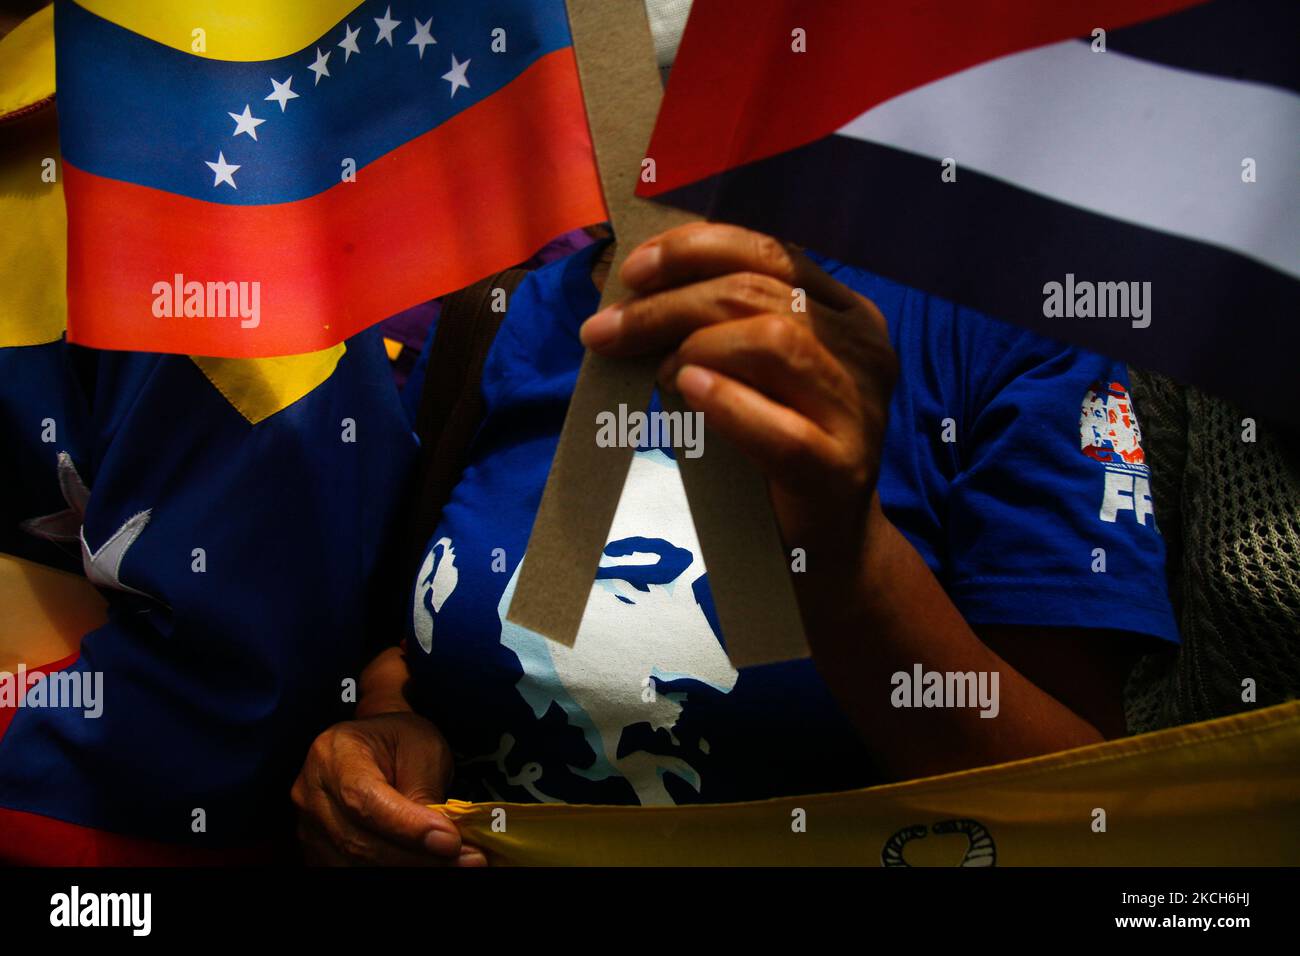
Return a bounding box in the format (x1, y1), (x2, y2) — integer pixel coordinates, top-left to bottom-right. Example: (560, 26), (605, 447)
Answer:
(1125, 369), (1300, 733)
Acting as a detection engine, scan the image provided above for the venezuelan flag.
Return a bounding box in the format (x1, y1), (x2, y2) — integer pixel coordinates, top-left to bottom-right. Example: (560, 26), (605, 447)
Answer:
(56, 0), (606, 357)
(1, 6), (425, 862)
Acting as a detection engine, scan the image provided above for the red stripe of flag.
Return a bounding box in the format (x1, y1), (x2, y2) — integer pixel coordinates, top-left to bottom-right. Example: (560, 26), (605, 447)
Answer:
(640, 0), (1208, 197)
(65, 48), (606, 358)
(0, 806), (273, 865)
(0, 652), (271, 864)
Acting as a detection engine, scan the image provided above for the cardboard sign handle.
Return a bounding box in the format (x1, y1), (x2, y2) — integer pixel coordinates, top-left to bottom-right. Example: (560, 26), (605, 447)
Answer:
(507, 0), (808, 668)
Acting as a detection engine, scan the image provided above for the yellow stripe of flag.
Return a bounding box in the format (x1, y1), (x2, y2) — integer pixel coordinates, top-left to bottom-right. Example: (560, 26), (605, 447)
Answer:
(75, 0), (368, 61)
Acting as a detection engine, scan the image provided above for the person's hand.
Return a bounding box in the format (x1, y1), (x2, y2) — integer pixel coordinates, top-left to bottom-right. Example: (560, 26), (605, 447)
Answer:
(580, 223), (898, 582)
(291, 712), (485, 866)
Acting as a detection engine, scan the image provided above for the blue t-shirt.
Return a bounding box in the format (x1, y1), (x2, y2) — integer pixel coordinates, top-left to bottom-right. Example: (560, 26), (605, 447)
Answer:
(407, 241), (1177, 806)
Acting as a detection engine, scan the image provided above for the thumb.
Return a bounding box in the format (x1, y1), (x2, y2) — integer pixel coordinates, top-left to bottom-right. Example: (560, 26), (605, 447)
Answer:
(336, 737), (462, 856)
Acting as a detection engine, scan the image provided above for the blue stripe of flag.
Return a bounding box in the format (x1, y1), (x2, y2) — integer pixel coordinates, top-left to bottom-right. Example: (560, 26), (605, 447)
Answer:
(55, 0), (574, 205)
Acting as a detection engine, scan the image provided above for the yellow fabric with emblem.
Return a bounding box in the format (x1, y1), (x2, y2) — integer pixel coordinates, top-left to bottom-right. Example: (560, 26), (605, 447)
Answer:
(0, 6), (347, 425)
(437, 700), (1300, 866)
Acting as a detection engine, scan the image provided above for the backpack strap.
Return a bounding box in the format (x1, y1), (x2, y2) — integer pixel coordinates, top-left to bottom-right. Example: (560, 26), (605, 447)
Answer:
(407, 268), (529, 574)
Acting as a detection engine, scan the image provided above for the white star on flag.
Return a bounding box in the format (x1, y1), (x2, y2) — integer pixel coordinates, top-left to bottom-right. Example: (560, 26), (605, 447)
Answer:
(265, 75), (299, 112)
(19, 450), (155, 599)
(228, 104), (266, 141)
(19, 451), (90, 545)
(206, 151), (240, 188)
(309, 47), (331, 85)
(408, 18), (436, 59)
(338, 23), (361, 61)
(374, 6), (401, 46)
(82, 510), (153, 597)
(442, 54), (471, 97)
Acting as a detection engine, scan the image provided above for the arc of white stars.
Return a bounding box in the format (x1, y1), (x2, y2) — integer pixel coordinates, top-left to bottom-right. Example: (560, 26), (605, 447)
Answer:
(408, 17), (436, 59)
(442, 54), (471, 97)
(374, 6), (401, 45)
(206, 151), (240, 189)
(217, 15), (476, 197)
(265, 75), (299, 112)
(309, 46), (331, 85)
(228, 104), (265, 141)
(338, 23), (361, 61)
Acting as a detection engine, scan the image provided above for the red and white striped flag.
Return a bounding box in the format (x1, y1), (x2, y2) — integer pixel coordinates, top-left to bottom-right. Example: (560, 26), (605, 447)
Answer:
(639, 0), (1299, 421)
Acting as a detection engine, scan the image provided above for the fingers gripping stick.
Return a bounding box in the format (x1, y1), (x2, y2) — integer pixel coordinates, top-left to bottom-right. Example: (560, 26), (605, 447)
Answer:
(506, 0), (808, 667)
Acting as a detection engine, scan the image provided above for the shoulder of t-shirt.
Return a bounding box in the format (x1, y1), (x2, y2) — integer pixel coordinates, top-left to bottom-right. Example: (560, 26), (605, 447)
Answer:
(804, 250), (1126, 418)
(480, 242), (605, 410)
